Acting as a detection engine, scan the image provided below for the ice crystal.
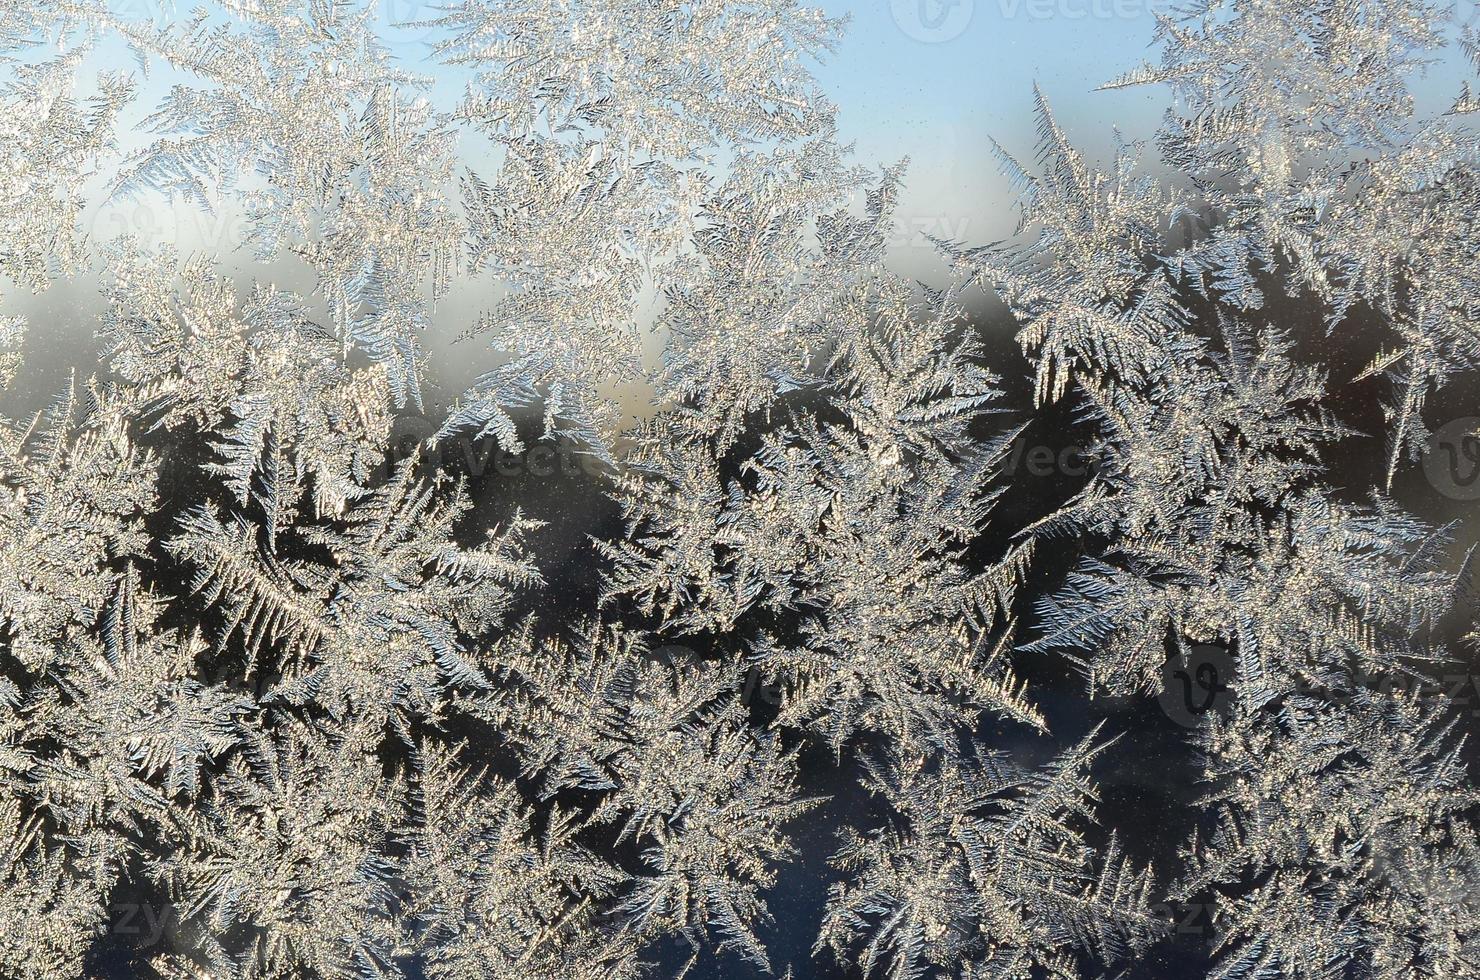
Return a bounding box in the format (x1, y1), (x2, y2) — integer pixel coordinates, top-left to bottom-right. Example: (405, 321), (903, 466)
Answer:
(2, 0), (1480, 978)
(817, 732), (1162, 979)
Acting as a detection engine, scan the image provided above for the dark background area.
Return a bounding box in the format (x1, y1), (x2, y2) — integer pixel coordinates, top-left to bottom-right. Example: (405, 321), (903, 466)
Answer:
(74, 283), (1480, 979)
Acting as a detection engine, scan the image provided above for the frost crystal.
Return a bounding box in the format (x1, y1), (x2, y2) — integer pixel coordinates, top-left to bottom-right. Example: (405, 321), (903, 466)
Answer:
(2, 1), (1479, 978)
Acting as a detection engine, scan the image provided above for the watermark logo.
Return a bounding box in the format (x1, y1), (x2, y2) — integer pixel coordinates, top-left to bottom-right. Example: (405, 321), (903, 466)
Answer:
(380, 0), (441, 42)
(105, 0), (171, 31)
(1157, 644), (1235, 728)
(105, 902), (185, 949)
(895, 0), (1173, 36)
(1422, 416), (1480, 501)
(87, 196), (250, 260)
(373, 413), (616, 484)
(1455, 1), (1480, 35)
(887, 214), (975, 252)
(1149, 900), (1214, 939)
(653, 644), (787, 707)
(1358, 671), (1480, 717)
(997, 0), (1172, 18)
(891, 0), (974, 42)
(1002, 435), (1100, 479)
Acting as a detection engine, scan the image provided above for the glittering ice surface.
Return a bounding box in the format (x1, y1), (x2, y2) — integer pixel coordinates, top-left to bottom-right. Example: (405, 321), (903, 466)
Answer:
(2, 2), (1480, 978)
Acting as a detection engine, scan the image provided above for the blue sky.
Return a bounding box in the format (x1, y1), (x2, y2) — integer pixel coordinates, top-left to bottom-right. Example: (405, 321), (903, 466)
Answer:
(77, 0), (1178, 290)
(803, 0), (1175, 274)
(374, 0), (1179, 270)
(14, 0), (1173, 410)
(86, 0), (1479, 280)
(795, 0), (1477, 278)
(16, 0), (1473, 408)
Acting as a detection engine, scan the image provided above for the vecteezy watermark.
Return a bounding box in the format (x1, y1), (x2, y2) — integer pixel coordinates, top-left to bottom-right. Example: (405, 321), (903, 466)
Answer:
(996, 0), (1173, 19)
(1152, 648), (1480, 727)
(652, 644), (788, 708)
(1310, 669), (1480, 718)
(1157, 644), (1235, 728)
(1148, 899), (1215, 939)
(1421, 416), (1480, 501)
(104, 0), (171, 31)
(87, 195), (251, 259)
(1001, 434), (1101, 479)
(1455, 0), (1480, 34)
(379, 0), (442, 42)
(375, 413), (617, 484)
(886, 214), (975, 251)
(891, 0), (974, 42)
(893, 0), (1172, 39)
(106, 902), (184, 949)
